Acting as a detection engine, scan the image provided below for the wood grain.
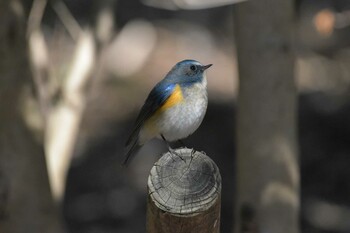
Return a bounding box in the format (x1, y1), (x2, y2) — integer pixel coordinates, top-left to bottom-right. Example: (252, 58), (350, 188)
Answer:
(147, 148), (221, 233)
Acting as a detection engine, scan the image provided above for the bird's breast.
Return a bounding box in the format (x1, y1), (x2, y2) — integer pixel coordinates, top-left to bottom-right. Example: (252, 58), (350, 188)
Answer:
(155, 79), (208, 141)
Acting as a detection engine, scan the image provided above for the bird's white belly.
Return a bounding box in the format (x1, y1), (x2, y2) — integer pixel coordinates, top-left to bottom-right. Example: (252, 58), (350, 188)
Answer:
(157, 84), (208, 142)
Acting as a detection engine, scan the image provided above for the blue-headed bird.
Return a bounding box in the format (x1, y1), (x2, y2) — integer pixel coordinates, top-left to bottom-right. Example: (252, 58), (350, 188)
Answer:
(123, 59), (212, 165)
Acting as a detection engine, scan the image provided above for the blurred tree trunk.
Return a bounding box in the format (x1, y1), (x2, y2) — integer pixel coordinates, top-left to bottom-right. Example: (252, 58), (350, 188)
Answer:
(234, 1), (299, 233)
(0, 0), (62, 232)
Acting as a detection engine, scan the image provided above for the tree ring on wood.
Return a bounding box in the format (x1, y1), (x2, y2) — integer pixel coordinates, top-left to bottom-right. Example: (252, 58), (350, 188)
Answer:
(148, 148), (221, 216)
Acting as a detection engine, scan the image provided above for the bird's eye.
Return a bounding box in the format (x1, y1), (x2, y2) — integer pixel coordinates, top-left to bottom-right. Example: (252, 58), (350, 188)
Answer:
(190, 65), (197, 71)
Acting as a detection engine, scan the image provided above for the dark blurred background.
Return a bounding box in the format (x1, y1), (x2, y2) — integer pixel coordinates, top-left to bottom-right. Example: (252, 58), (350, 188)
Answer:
(16, 0), (350, 232)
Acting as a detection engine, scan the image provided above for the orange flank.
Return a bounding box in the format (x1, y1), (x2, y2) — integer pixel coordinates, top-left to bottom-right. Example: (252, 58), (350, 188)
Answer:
(158, 84), (184, 112)
(141, 84), (184, 139)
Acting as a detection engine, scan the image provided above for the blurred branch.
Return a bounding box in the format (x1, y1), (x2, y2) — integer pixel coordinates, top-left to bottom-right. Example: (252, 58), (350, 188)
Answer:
(51, 0), (82, 41)
(28, 2), (96, 200)
(27, 0), (100, 201)
(28, 30), (51, 121)
(27, 0), (47, 36)
(46, 31), (95, 201)
(0, 0), (63, 231)
(27, 0), (54, 125)
(96, 6), (114, 45)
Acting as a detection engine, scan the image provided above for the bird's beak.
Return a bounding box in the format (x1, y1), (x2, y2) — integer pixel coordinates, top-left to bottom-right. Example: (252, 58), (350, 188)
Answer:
(202, 64), (212, 71)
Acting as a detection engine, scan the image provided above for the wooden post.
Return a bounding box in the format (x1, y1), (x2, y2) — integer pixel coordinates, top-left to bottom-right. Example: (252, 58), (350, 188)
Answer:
(147, 148), (221, 233)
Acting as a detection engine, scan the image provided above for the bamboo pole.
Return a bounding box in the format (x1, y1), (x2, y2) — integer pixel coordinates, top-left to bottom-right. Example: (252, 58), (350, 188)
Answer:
(147, 148), (221, 233)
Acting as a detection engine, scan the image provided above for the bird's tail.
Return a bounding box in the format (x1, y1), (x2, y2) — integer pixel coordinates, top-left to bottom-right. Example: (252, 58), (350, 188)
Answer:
(122, 138), (142, 166)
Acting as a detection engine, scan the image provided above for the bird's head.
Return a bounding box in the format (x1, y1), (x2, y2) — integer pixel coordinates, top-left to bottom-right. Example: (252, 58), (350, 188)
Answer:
(166, 60), (212, 85)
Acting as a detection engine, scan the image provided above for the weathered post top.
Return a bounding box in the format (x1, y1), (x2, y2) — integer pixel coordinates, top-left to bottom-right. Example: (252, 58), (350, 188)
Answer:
(147, 148), (221, 233)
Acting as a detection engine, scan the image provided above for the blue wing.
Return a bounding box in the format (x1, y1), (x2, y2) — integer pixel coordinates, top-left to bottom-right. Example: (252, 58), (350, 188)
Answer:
(123, 82), (175, 165)
(126, 82), (175, 145)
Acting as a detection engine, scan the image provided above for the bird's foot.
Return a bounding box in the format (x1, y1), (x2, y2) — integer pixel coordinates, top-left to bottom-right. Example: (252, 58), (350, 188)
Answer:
(190, 148), (196, 157)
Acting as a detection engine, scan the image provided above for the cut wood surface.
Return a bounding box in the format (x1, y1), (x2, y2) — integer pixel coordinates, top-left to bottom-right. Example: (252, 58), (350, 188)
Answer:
(147, 148), (221, 233)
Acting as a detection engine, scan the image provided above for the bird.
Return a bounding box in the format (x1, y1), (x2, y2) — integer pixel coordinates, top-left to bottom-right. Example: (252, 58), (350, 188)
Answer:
(123, 59), (212, 166)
